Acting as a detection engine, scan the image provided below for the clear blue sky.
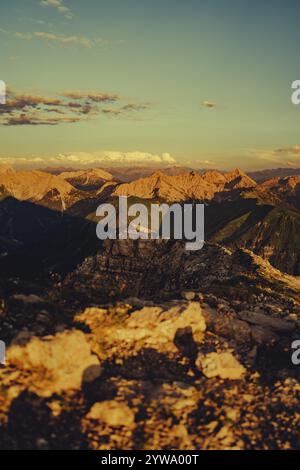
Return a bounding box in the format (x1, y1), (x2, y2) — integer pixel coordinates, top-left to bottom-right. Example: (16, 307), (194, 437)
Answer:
(1, 0), (300, 169)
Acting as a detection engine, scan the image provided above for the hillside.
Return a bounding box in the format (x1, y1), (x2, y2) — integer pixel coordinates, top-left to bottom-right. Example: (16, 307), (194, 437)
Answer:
(206, 199), (300, 274)
(258, 176), (300, 210)
(0, 166), (78, 211)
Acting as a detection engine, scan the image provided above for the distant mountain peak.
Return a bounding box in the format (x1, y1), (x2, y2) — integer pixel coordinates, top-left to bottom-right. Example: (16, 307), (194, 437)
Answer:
(113, 168), (257, 201)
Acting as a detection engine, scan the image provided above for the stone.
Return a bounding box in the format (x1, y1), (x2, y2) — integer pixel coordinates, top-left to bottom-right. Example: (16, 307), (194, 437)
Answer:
(181, 291), (196, 301)
(86, 400), (135, 427)
(238, 310), (295, 333)
(12, 294), (43, 304)
(7, 329), (100, 397)
(82, 364), (103, 384)
(196, 352), (246, 380)
(250, 325), (278, 346)
(76, 301), (206, 356)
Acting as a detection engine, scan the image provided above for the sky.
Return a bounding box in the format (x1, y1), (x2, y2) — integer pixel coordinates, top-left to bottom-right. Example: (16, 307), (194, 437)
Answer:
(1, 0), (300, 170)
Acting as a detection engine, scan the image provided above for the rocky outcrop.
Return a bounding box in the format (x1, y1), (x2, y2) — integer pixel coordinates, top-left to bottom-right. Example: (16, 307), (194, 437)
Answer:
(1, 296), (299, 450)
(6, 330), (101, 397)
(196, 352), (246, 380)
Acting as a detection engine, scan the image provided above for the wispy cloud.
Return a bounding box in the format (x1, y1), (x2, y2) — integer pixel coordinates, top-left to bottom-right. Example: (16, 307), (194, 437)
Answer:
(63, 91), (120, 102)
(50, 151), (176, 166)
(102, 102), (152, 117)
(15, 31), (104, 48)
(202, 101), (217, 108)
(0, 88), (152, 126)
(0, 152), (176, 168)
(1, 26), (123, 50)
(40, 0), (73, 20)
(247, 146), (300, 167)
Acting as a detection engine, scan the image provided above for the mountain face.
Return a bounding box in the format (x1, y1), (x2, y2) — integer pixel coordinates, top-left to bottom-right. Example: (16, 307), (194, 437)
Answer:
(0, 165), (299, 276)
(58, 168), (113, 190)
(101, 169), (299, 274)
(205, 198), (300, 275)
(0, 166), (79, 211)
(106, 165), (195, 182)
(258, 176), (300, 210)
(113, 169), (256, 202)
(0, 166), (115, 212)
(248, 167), (300, 182)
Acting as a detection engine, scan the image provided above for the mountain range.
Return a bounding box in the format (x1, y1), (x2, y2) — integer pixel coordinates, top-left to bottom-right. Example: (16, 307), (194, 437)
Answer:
(0, 165), (300, 275)
(0, 164), (300, 450)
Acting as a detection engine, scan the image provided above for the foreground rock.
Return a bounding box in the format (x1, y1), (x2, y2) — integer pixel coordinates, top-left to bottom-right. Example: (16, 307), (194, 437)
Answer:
(0, 295), (299, 450)
(196, 352), (246, 380)
(6, 330), (101, 397)
(75, 301), (206, 360)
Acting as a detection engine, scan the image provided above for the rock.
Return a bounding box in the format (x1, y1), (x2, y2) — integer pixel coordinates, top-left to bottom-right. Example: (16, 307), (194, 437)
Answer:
(250, 325), (278, 346)
(76, 301), (206, 357)
(36, 312), (51, 325)
(196, 352), (246, 380)
(0, 299), (5, 316)
(238, 310), (295, 333)
(86, 401), (135, 427)
(12, 294), (43, 304)
(11, 330), (35, 346)
(202, 305), (251, 345)
(82, 364), (103, 384)
(181, 291), (196, 301)
(124, 297), (147, 308)
(7, 329), (100, 396)
(36, 437), (49, 450)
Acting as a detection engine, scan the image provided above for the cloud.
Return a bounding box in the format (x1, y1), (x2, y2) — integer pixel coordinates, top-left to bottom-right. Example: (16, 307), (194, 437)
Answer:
(0, 152), (176, 168)
(15, 31), (103, 48)
(3, 25), (123, 50)
(63, 91), (120, 102)
(51, 151), (176, 166)
(0, 157), (44, 165)
(5, 113), (81, 126)
(202, 101), (217, 108)
(102, 102), (152, 117)
(276, 145), (300, 156)
(0, 88), (151, 126)
(40, 0), (73, 19)
(194, 159), (216, 166)
(246, 146), (300, 168)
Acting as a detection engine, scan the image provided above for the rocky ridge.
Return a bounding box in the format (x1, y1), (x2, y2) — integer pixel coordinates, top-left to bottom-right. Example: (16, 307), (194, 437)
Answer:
(113, 169), (256, 202)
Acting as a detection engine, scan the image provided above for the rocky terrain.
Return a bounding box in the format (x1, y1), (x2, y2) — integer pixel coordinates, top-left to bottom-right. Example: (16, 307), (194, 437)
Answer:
(0, 240), (300, 450)
(0, 166), (300, 450)
(258, 176), (300, 210)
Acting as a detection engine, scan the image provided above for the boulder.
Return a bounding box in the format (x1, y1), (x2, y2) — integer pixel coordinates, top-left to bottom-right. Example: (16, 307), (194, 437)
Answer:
(196, 351), (246, 380)
(7, 329), (101, 397)
(86, 400), (135, 427)
(238, 310), (295, 333)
